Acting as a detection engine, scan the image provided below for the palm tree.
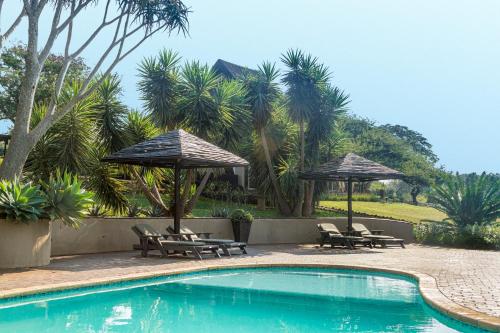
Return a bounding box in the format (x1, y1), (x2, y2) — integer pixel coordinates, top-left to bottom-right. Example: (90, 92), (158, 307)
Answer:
(185, 79), (251, 213)
(281, 49), (329, 216)
(243, 62), (292, 215)
(94, 74), (128, 153)
(429, 173), (500, 227)
(137, 49), (182, 131)
(24, 78), (130, 213)
(302, 85), (350, 215)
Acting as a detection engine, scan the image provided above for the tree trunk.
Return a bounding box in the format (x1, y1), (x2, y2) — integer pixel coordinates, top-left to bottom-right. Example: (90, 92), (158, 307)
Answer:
(260, 127), (291, 215)
(185, 169), (212, 214)
(303, 180), (315, 217)
(131, 169), (169, 214)
(293, 120), (305, 216)
(0, 12), (41, 179)
(411, 186), (420, 205)
(178, 169), (193, 216)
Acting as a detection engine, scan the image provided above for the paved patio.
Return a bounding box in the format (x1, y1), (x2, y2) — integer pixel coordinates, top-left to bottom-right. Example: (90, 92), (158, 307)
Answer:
(0, 244), (499, 330)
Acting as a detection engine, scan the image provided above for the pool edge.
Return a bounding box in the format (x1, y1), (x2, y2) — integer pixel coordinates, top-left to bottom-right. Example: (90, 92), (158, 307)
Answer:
(0, 262), (498, 332)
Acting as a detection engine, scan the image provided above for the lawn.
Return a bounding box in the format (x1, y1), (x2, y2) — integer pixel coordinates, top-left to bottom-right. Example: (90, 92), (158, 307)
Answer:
(318, 200), (447, 224)
(126, 195), (345, 219)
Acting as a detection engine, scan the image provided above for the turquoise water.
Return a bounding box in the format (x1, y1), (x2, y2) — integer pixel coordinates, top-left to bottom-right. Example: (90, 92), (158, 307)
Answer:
(0, 267), (489, 332)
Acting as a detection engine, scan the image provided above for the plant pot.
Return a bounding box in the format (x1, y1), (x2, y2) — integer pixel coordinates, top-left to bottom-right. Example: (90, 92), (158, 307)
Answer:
(232, 220), (252, 243)
(0, 220), (51, 268)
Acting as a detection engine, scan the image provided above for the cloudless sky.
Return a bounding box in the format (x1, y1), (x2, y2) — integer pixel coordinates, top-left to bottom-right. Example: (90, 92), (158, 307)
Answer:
(3, 0), (500, 173)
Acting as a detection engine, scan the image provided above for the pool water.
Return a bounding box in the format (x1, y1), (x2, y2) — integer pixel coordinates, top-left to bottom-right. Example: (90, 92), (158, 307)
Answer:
(0, 267), (489, 332)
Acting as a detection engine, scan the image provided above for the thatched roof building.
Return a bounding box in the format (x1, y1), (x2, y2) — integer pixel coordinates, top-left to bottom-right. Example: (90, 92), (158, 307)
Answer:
(212, 59), (258, 80)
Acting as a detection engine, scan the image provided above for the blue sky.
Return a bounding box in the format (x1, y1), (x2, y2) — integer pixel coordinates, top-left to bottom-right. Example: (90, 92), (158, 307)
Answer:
(3, 0), (500, 173)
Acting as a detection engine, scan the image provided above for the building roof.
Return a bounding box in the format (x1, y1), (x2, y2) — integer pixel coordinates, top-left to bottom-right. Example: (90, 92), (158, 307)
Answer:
(212, 59), (258, 80)
(299, 153), (404, 182)
(102, 129), (249, 168)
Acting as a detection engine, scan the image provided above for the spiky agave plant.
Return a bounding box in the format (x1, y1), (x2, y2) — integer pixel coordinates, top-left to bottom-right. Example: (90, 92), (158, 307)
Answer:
(41, 171), (94, 228)
(429, 173), (500, 227)
(0, 179), (45, 223)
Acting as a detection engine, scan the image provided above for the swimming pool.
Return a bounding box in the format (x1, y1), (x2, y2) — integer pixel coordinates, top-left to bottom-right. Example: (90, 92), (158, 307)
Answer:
(0, 267), (490, 332)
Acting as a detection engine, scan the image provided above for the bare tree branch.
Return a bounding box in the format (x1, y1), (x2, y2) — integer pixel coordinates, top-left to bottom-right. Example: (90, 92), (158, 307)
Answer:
(102, 0), (111, 24)
(70, 14), (121, 58)
(35, 0), (50, 17)
(32, 20), (165, 141)
(38, 0), (63, 63)
(0, 8), (25, 49)
(45, 1), (75, 115)
(54, 0), (92, 34)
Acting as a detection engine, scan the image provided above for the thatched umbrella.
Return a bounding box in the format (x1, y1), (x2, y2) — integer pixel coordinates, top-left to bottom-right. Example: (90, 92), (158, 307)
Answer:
(299, 153), (404, 234)
(102, 129), (249, 233)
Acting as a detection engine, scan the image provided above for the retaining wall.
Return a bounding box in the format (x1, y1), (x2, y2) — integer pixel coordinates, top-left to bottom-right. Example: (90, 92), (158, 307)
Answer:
(51, 217), (415, 256)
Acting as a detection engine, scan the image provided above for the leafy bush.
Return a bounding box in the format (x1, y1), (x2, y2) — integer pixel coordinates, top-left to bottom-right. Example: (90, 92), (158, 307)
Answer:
(0, 179), (45, 223)
(127, 204), (144, 217)
(41, 171), (94, 228)
(211, 207), (231, 218)
(230, 209), (254, 224)
(0, 173), (93, 226)
(321, 193), (380, 202)
(414, 222), (500, 250)
(146, 205), (165, 217)
(429, 173), (499, 227)
(87, 204), (107, 217)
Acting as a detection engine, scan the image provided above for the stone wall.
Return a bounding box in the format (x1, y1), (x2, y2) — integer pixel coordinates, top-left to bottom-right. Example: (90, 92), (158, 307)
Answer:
(51, 217), (415, 256)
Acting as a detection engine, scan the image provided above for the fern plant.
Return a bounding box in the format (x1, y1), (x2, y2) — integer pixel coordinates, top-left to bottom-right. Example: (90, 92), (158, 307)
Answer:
(0, 179), (45, 223)
(429, 172), (500, 227)
(41, 171), (94, 228)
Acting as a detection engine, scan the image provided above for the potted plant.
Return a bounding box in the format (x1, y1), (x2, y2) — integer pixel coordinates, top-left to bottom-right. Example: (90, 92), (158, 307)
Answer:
(0, 172), (93, 268)
(230, 209), (254, 243)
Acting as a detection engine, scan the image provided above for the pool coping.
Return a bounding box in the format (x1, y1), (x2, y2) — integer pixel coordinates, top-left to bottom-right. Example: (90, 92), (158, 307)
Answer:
(0, 262), (499, 332)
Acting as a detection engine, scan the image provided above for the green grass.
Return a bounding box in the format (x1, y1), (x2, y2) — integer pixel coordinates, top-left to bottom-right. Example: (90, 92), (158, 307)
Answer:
(125, 194), (344, 218)
(319, 200), (447, 224)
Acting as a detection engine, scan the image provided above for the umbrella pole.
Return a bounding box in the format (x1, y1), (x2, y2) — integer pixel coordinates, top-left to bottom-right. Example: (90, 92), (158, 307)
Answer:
(174, 163), (181, 234)
(347, 177), (353, 235)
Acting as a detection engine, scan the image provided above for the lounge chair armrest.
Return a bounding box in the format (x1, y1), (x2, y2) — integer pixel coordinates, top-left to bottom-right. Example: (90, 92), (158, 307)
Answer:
(195, 232), (213, 238)
(143, 234), (163, 239)
(163, 233), (187, 240)
(320, 230), (343, 237)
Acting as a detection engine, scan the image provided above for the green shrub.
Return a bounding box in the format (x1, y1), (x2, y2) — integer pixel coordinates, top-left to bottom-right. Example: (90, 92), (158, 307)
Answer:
(126, 204), (144, 217)
(429, 173), (499, 227)
(0, 173), (93, 226)
(321, 193), (380, 202)
(230, 209), (254, 224)
(414, 221), (500, 250)
(87, 204), (107, 217)
(211, 207), (231, 218)
(41, 171), (94, 228)
(0, 179), (45, 223)
(146, 205), (165, 217)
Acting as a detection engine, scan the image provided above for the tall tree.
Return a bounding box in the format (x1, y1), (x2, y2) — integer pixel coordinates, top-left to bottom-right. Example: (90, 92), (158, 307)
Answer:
(137, 49), (182, 131)
(381, 124), (438, 163)
(244, 62), (292, 215)
(0, 0), (189, 179)
(281, 49), (329, 216)
(303, 85), (350, 215)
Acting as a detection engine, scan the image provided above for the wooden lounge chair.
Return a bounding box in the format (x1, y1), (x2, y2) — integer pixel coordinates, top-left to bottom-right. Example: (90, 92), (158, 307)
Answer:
(317, 223), (372, 249)
(352, 223), (405, 248)
(131, 224), (221, 260)
(166, 226), (247, 256)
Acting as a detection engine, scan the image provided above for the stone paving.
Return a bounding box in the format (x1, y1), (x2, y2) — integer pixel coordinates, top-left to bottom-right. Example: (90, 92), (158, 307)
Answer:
(0, 244), (499, 327)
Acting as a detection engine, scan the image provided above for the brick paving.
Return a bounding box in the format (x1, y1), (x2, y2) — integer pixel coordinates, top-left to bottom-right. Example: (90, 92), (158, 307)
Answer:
(0, 244), (499, 321)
